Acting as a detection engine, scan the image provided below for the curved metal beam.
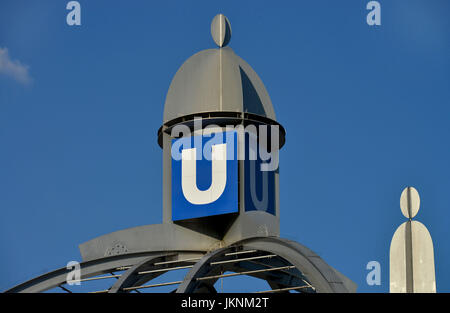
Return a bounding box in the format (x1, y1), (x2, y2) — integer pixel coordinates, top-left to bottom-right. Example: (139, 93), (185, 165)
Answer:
(240, 237), (356, 292)
(108, 254), (174, 293)
(5, 237), (355, 293)
(176, 237), (356, 293)
(176, 246), (230, 293)
(4, 251), (201, 293)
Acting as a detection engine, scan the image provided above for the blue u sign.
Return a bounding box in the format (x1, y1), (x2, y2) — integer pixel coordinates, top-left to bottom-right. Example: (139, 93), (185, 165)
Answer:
(171, 131), (238, 221)
(244, 132), (276, 215)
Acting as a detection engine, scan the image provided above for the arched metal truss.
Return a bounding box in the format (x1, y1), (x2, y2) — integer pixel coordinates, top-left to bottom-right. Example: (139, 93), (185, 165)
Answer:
(4, 237), (356, 293)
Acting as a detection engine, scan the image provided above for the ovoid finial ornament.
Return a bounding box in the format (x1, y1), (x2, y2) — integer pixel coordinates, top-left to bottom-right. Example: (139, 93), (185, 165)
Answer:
(211, 14), (232, 47)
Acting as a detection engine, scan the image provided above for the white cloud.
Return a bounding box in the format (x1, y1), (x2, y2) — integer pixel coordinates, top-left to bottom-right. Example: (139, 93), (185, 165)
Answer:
(0, 47), (32, 85)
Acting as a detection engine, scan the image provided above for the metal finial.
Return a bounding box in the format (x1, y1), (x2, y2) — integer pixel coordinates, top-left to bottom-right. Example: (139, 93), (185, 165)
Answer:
(391, 186), (436, 293)
(400, 186), (420, 219)
(211, 14), (232, 47)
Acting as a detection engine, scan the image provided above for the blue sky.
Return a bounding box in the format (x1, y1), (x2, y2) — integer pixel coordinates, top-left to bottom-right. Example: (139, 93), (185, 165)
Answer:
(1, 0), (449, 293)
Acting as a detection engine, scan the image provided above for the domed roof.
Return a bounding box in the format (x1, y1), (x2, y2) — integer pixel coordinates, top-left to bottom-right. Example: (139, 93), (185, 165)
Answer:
(163, 15), (276, 124)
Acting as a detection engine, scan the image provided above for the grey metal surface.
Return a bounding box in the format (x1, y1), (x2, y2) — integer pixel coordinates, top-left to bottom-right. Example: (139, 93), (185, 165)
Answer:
(390, 222), (407, 292)
(211, 14), (232, 47)
(240, 237), (357, 293)
(163, 47), (276, 123)
(400, 186), (420, 219)
(4, 252), (171, 293)
(390, 187), (436, 293)
(6, 236), (355, 293)
(108, 254), (177, 293)
(177, 237), (356, 293)
(410, 221), (436, 292)
(222, 210), (280, 243)
(390, 221), (436, 293)
(78, 223), (217, 262)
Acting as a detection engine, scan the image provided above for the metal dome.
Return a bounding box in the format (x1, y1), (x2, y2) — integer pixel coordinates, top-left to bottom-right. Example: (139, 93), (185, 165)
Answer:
(163, 47), (276, 123)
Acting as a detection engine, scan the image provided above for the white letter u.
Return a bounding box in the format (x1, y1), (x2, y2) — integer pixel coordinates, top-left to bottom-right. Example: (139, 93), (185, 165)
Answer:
(181, 143), (227, 205)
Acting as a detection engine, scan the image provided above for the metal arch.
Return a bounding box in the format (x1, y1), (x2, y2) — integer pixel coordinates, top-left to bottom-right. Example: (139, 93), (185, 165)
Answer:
(101, 251), (209, 293)
(4, 251), (189, 293)
(5, 238), (355, 293)
(108, 253), (187, 293)
(176, 244), (307, 293)
(239, 237), (354, 292)
(176, 237), (355, 293)
(223, 254), (309, 290)
(176, 247), (227, 293)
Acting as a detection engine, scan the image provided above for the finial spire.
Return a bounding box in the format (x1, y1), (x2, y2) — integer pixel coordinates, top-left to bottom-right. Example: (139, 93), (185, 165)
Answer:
(211, 14), (232, 47)
(400, 186), (420, 219)
(390, 186), (436, 293)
